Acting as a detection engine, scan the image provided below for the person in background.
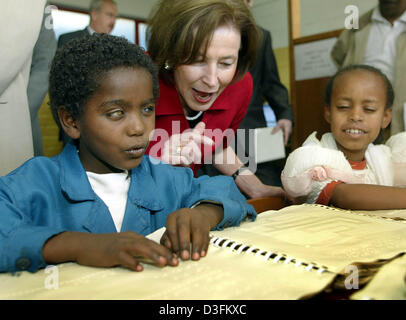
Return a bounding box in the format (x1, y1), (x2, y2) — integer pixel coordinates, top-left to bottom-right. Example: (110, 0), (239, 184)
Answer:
(281, 65), (406, 210)
(57, 0), (118, 146)
(238, 0), (294, 186)
(57, 0), (118, 48)
(146, 0), (286, 200)
(0, 0), (47, 176)
(0, 34), (256, 274)
(331, 0), (406, 137)
(28, 3), (57, 156)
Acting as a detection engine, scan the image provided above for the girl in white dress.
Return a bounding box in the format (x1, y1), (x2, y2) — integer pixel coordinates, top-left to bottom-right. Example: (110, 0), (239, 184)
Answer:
(282, 64), (406, 210)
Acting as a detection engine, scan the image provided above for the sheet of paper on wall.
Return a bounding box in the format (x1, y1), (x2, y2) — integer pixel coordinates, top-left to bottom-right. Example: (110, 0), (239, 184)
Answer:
(254, 127), (286, 163)
(294, 37), (338, 81)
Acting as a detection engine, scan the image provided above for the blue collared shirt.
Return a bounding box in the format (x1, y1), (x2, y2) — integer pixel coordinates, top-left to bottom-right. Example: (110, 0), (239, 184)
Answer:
(0, 143), (256, 273)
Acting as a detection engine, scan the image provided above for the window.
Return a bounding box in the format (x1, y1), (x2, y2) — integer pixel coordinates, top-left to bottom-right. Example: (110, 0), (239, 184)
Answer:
(137, 22), (148, 50)
(50, 5), (146, 46)
(112, 18), (136, 44)
(51, 8), (90, 40)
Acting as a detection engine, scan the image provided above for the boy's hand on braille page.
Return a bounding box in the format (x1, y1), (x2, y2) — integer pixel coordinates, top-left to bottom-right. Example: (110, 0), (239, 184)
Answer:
(161, 205), (223, 261)
(42, 231), (179, 272)
(78, 232), (179, 271)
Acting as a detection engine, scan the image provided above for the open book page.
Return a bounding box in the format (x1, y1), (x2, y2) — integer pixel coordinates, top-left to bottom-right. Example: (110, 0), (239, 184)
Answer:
(0, 243), (335, 300)
(212, 204), (406, 274)
(2, 204), (406, 300)
(145, 226), (166, 243)
(350, 253), (406, 300)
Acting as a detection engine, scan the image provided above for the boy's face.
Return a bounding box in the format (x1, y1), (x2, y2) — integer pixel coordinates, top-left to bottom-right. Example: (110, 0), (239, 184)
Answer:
(324, 70), (392, 162)
(72, 67), (156, 174)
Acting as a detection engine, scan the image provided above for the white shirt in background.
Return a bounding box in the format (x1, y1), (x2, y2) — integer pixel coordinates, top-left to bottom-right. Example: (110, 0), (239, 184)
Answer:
(87, 25), (96, 35)
(363, 7), (406, 84)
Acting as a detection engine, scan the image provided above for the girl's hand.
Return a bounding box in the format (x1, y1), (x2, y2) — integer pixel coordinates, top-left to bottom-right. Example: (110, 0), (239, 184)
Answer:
(160, 204), (223, 261)
(42, 231), (179, 272)
(161, 122), (214, 166)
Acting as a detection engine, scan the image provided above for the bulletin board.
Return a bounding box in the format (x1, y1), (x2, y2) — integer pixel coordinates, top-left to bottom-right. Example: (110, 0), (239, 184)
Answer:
(289, 29), (343, 150)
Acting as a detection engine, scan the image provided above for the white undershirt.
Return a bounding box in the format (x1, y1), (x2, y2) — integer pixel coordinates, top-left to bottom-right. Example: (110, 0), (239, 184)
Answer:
(86, 171), (131, 232)
(364, 7), (406, 84)
(87, 25), (96, 35)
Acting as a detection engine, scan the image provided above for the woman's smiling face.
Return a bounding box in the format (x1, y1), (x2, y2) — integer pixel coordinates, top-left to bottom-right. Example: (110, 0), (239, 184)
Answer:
(173, 25), (241, 115)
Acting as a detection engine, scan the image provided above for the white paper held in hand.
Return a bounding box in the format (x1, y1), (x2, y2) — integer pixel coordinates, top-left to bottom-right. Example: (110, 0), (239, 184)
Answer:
(254, 127), (286, 163)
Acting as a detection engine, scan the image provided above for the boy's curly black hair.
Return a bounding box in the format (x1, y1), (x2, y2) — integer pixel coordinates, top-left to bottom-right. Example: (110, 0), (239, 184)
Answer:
(49, 33), (159, 128)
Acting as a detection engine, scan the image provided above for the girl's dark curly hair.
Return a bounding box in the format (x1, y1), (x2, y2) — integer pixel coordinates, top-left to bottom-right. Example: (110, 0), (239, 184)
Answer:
(325, 64), (394, 109)
(49, 33), (159, 128)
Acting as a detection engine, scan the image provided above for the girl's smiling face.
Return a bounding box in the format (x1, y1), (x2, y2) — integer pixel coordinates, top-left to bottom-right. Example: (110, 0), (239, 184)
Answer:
(173, 25), (241, 115)
(325, 69), (392, 161)
(69, 67), (156, 174)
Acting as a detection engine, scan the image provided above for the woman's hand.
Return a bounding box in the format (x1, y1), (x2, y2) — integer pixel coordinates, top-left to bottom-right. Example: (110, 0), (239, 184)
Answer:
(244, 183), (294, 207)
(272, 119), (293, 146)
(42, 231), (179, 272)
(161, 122), (214, 166)
(249, 183), (286, 199)
(231, 168), (292, 204)
(160, 204), (223, 261)
(253, 184), (294, 206)
(211, 146), (292, 204)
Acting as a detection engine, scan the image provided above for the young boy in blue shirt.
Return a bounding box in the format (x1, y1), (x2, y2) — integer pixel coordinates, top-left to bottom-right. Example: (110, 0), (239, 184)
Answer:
(0, 34), (256, 273)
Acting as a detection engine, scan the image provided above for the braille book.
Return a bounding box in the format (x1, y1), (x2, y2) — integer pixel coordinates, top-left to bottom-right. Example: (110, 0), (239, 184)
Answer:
(1, 204), (406, 299)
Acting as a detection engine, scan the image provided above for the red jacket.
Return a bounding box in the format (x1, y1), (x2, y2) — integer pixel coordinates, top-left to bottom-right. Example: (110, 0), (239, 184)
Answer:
(146, 72), (253, 175)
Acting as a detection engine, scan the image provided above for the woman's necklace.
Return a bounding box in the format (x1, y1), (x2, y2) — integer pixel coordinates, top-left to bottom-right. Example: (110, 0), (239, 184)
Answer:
(185, 110), (203, 121)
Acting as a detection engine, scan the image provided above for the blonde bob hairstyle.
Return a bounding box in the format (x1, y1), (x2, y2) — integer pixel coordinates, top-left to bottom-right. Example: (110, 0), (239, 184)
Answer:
(147, 0), (260, 84)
